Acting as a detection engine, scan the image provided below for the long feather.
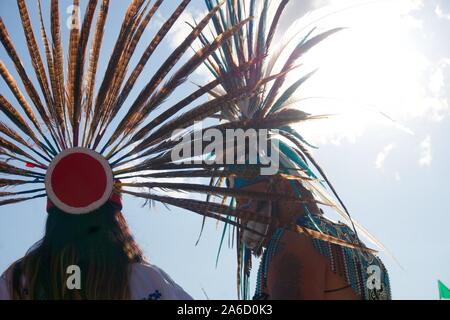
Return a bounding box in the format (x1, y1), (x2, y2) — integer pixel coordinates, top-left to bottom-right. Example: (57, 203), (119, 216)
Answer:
(0, 161), (45, 179)
(66, 0), (81, 129)
(0, 17), (61, 149)
(91, 0), (165, 149)
(0, 194), (46, 207)
(85, 0), (146, 147)
(261, 28), (343, 117)
(0, 94), (52, 162)
(0, 60), (55, 156)
(122, 190), (267, 236)
(0, 178), (36, 188)
(265, 0), (289, 53)
(294, 225), (377, 254)
(106, 0), (186, 131)
(0, 136), (46, 168)
(16, 0), (54, 114)
(121, 181), (324, 205)
(0, 188), (46, 198)
(50, 0), (67, 146)
(118, 70), (286, 164)
(106, 57), (262, 160)
(144, 17), (251, 114)
(114, 84), (260, 166)
(81, 0), (110, 146)
(0, 121), (32, 150)
(86, 0), (152, 147)
(37, 0), (64, 145)
(137, 17), (252, 123)
(71, 0), (98, 146)
(99, 0), (222, 150)
(278, 129), (359, 237)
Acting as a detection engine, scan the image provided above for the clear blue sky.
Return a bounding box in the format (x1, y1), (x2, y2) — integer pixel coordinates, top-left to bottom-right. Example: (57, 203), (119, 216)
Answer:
(1, 0), (449, 300)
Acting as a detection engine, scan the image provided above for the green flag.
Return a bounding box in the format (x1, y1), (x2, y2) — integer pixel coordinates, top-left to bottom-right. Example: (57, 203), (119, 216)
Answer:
(438, 280), (450, 300)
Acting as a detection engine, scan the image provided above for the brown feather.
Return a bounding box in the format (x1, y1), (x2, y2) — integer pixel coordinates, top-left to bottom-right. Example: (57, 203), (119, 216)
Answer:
(0, 161), (44, 178)
(0, 188), (46, 198)
(105, 57), (262, 159)
(0, 136), (46, 167)
(50, 0), (67, 146)
(120, 181), (323, 205)
(0, 60), (47, 143)
(72, 0), (98, 146)
(105, 25), (256, 157)
(81, 0), (110, 146)
(16, 0), (54, 113)
(37, 0), (67, 147)
(90, 0), (161, 148)
(123, 70), (288, 161)
(0, 121), (32, 149)
(134, 18), (252, 134)
(261, 28), (343, 117)
(294, 225), (377, 254)
(0, 178), (34, 188)
(122, 190), (266, 236)
(66, 0), (81, 128)
(0, 94), (51, 159)
(102, 0), (228, 150)
(0, 194), (46, 207)
(108, 0), (189, 130)
(0, 17), (61, 148)
(85, 0), (145, 147)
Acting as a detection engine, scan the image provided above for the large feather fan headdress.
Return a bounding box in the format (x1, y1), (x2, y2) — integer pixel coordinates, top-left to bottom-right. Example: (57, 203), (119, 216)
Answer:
(0, 0), (297, 218)
(195, 0), (386, 299)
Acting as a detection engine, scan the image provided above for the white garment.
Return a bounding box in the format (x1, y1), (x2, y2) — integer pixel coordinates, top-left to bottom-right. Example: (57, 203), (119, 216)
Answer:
(129, 262), (192, 300)
(0, 262), (192, 300)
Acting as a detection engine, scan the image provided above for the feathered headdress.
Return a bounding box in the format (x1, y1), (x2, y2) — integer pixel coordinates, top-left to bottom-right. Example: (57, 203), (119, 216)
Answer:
(196, 0), (384, 299)
(0, 0), (382, 300)
(0, 0), (288, 217)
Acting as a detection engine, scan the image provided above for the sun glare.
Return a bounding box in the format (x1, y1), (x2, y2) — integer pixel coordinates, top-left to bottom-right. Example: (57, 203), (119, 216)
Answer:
(286, 0), (435, 145)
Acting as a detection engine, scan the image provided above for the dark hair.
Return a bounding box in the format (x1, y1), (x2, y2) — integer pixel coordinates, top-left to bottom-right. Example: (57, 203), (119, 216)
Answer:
(11, 202), (144, 299)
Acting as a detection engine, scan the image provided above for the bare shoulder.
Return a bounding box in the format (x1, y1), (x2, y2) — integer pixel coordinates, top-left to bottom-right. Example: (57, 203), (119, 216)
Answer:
(273, 228), (316, 256)
(266, 229), (326, 299)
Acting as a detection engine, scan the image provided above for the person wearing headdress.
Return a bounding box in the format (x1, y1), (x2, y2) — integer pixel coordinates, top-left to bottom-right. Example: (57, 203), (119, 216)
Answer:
(0, 0), (270, 300)
(0, 157), (192, 300)
(198, 0), (392, 300)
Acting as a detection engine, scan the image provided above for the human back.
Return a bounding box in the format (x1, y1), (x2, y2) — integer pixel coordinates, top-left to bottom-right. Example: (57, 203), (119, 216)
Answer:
(0, 202), (191, 300)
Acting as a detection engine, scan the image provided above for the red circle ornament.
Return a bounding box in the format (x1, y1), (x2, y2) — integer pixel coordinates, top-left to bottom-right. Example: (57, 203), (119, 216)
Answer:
(45, 148), (114, 214)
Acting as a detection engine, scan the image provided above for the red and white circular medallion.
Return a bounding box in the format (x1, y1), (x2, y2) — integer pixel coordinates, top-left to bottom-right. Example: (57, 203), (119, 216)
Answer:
(45, 147), (114, 214)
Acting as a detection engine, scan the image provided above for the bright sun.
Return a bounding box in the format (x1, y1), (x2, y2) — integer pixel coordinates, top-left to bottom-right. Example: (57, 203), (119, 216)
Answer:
(286, 0), (436, 145)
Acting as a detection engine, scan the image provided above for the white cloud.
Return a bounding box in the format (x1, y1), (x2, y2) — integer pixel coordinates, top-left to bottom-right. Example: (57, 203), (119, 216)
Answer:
(394, 172), (401, 181)
(435, 4), (450, 20)
(429, 67), (445, 96)
(164, 8), (215, 81)
(375, 143), (395, 170)
(418, 135), (432, 167)
(418, 60), (450, 122)
(166, 8), (207, 50)
(419, 96), (449, 122)
(395, 0), (424, 13)
(312, 0), (424, 15)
